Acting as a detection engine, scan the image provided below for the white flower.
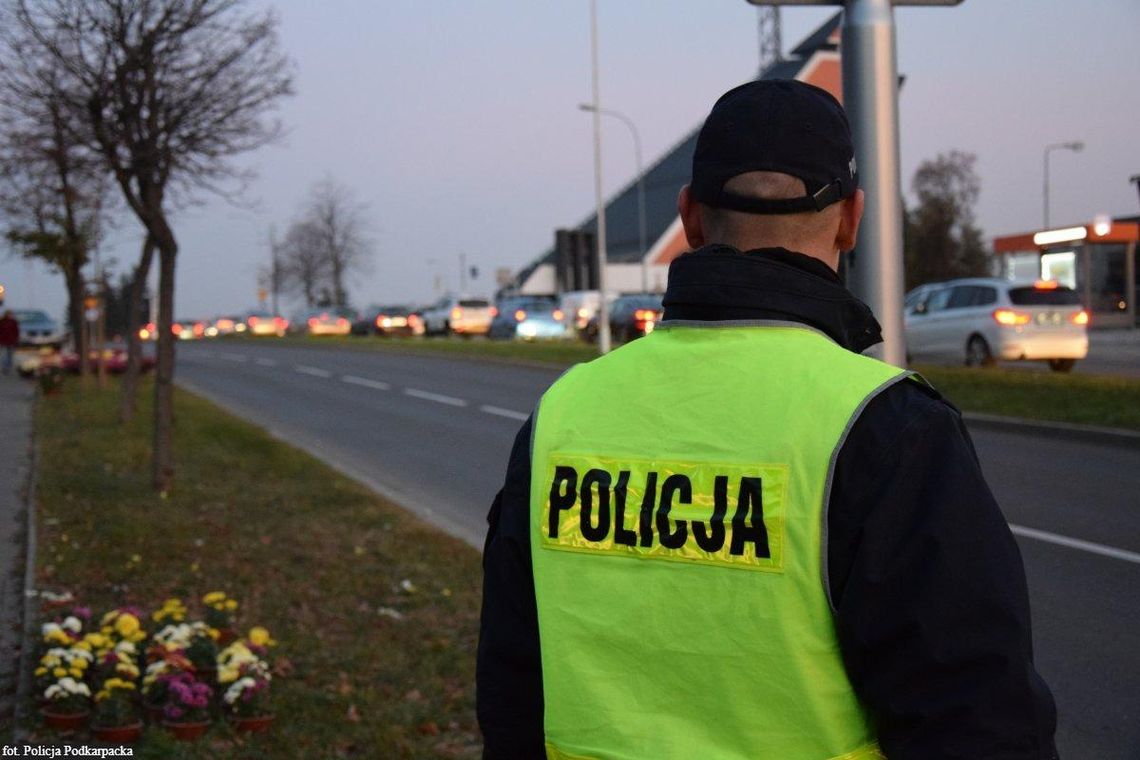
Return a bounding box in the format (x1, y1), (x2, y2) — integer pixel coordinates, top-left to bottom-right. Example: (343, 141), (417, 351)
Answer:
(42, 622), (63, 638)
(61, 616), (82, 633)
(223, 677), (257, 705)
(114, 640), (137, 655)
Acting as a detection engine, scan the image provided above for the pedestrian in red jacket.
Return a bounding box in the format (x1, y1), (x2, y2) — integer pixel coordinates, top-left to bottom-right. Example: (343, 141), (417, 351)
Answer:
(0, 310), (19, 375)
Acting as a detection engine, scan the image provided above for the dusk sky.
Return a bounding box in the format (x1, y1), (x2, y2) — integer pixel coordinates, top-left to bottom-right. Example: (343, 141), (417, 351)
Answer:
(4, 0), (1138, 321)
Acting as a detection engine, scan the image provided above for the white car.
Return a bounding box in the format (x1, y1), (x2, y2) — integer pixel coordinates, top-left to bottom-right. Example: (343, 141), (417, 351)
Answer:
(904, 278), (1089, 372)
(420, 296), (493, 336)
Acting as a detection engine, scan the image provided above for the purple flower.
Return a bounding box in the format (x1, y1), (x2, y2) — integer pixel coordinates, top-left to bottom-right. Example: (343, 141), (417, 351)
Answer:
(72, 606), (91, 620)
(164, 705), (184, 720)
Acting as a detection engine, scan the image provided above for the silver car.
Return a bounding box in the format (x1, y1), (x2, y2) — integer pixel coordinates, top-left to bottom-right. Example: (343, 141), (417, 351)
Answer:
(13, 309), (65, 347)
(904, 278), (1089, 372)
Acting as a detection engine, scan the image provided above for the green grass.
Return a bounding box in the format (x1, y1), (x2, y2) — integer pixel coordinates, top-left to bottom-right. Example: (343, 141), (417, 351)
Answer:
(917, 365), (1140, 431)
(231, 333), (1140, 431)
(30, 379), (483, 758)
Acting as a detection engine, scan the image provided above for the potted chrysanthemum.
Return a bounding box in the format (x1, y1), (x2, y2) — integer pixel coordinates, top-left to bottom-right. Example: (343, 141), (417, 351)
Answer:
(91, 677), (143, 743)
(161, 671), (213, 740)
(218, 636), (274, 732)
(40, 676), (91, 730)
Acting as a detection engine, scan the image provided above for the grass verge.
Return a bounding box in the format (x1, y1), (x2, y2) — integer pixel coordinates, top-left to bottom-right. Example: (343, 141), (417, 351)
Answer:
(31, 378), (482, 758)
(916, 365), (1140, 431)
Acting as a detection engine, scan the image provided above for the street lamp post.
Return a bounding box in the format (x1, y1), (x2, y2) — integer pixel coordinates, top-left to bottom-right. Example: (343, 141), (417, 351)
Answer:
(746, 0), (963, 368)
(1043, 141), (1084, 229)
(580, 104), (649, 293)
(587, 0), (611, 354)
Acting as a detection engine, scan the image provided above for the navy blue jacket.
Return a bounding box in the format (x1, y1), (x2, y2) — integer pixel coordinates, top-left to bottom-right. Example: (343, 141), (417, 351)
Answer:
(478, 246), (1058, 759)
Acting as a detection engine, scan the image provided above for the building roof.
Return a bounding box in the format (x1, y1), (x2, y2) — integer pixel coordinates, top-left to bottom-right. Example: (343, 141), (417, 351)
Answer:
(513, 13), (845, 292)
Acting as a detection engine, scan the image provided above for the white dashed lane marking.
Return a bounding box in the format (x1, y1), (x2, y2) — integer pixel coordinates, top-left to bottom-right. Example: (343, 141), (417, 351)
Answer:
(479, 405), (529, 421)
(294, 365), (332, 378)
(342, 375), (391, 391)
(404, 388), (468, 407)
(220, 353), (247, 362)
(1010, 524), (1140, 565)
(255, 358), (277, 367)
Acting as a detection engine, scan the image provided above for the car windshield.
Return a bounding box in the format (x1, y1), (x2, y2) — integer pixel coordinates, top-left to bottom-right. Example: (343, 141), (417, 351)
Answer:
(618, 296), (662, 309)
(377, 305), (411, 314)
(13, 310), (49, 322)
(459, 299), (490, 308)
(1008, 286), (1081, 306)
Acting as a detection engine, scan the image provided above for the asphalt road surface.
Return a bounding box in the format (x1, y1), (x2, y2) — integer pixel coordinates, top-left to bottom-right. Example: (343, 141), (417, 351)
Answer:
(177, 340), (1140, 758)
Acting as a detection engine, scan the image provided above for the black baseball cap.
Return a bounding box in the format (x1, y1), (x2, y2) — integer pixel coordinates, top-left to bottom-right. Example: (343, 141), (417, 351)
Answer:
(691, 79), (858, 215)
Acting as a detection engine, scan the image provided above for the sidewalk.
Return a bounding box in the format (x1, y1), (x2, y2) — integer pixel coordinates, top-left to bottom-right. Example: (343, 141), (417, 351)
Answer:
(0, 373), (34, 728)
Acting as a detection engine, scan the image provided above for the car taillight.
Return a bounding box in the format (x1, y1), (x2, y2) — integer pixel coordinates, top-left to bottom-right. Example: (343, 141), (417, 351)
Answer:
(408, 314), (421, 326)
(1034, 279), (1059, 290)
(308, 317), (318, 327)
(249, 316), (260, 326)
(634, 309), (657, 321)
(376, 315), (386, 328)
(515, 309), (526, 321)
(993, 308), (1031, 326)
(171, 323), (182, 335)
(193, 323), (205, 336)
(337, 318), (348, 327)
(451, 307), (462, 321)
(489, 307), (499, 318)
(1070, 309), (1089, 325)
(553, 309), (564, 321)
(275, 317), (286, 327)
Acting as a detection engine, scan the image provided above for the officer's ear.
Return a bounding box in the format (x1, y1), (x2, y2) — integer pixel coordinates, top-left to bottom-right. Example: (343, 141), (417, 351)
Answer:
(678, 185), (706, 249)
(835, 189), (864, 253)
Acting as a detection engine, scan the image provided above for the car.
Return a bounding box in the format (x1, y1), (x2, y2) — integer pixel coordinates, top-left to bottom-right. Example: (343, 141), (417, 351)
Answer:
(245, 311), (288, 337)
(291, 308), (354, 336)
(583, 293), (664, 344)
(489, 296), (568, 340)
(420, 296), (494, 337)
(171, 319), (207, 340)
(13, 309), (65, 348)
(207, 315), (247, 337)
(904, 277), (1089, 372)
(352, 304), (420, 337)
(558, 290), (618, 337)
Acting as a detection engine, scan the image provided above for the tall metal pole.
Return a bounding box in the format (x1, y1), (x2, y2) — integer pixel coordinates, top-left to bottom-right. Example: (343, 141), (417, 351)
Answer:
(842, 0), (906, 367)
(1043, 141), (1084, 229)
(589, 0), (611, 354)
(580, 105), (648, 292)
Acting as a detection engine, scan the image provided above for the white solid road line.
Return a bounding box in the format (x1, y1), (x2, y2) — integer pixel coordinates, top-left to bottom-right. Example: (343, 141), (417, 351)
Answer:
(255, 358), (277, 367)
(1011, 524), (1140, 565)
(480, 405), (529, 421)
(404, 388), (468, 407)
(220, 353), (247, 362)
(294, 365), (332, 378)
(342, 375), (391, 391)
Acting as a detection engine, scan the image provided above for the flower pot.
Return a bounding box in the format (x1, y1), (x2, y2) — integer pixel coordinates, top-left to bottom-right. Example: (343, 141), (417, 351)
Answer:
(92, 722), (143, 743)
(163, 719), (211, 741)
(40, 706), (90, 731)
(232, 714), (274, 733)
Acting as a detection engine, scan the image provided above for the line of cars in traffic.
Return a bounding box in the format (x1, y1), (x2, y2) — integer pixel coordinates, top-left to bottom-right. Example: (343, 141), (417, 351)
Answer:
(151, 277), (1091, 372)
(165, 291), (668, 345)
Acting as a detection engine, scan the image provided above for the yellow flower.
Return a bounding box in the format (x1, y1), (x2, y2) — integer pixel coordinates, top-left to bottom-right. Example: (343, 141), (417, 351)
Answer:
(202, 591), (226, 605)
(247, 627), (276, 647)
(207, 628), (220, 641)
(52, 667), (67, 678)
(68, 668), (82, 678)
(224, 599), (238, 611)
(217, 665), (239, 684)
(44, 630), (71, 646)
(95, 690), (109, 702)
(114, 613), (141, 638)
(34, 667), (46, 677)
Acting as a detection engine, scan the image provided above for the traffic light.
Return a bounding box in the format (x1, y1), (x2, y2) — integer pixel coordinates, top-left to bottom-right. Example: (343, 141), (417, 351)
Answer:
(555, 229), (598, 292)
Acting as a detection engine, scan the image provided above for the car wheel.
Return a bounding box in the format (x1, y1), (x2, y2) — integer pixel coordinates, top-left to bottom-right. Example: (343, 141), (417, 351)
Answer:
(965, 335), (994, 368)
(1048, 359), (1076, 373)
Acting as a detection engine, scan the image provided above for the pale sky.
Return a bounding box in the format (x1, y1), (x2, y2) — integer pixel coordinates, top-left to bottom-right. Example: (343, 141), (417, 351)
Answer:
(3, 0), (1138, 320)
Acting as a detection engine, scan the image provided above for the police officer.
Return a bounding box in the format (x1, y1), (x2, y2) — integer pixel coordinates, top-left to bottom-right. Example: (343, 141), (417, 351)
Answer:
(478, 79), (1058, 759)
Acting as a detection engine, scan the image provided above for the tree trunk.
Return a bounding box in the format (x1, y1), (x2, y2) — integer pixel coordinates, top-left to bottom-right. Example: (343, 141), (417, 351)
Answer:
(63, 265), (88, 376)
(152, 230), (177, 493)
(119, 235), (156, 423)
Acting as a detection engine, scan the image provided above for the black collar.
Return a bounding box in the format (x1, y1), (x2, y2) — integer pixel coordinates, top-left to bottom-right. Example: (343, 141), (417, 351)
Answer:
(660, 245), (883, 354)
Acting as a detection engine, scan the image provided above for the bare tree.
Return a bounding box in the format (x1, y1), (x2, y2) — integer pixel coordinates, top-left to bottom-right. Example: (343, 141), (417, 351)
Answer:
(278, 219), (328, 308)
(11, 0), (293, 491)
(0, 51), (106, 376)
(300, 178), (372, 308)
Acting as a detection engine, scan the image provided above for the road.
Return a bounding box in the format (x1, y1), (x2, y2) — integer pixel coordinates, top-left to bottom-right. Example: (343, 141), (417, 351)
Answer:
(177, 340), (1140, 758)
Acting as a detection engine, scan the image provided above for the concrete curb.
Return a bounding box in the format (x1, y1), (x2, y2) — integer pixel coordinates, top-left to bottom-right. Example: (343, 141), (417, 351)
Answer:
(962, 412), (1140, 449)
(12, 389), (38, 743)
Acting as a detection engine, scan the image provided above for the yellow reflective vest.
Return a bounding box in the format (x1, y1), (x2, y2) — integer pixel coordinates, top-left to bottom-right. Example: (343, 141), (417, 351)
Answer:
(530, 323), (912, 760)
